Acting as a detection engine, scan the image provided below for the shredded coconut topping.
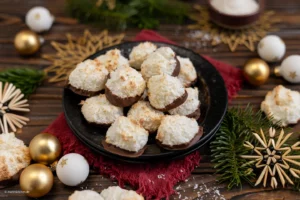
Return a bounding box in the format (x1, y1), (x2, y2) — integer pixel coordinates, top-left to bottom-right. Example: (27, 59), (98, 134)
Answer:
(156, 115), (199, 146)
(106, 116), (149, 152)
(81, 94), (123, 125)
(69, 59), (108, 92)
(147, 74), (185, 110)
(106, 65), (146, 98)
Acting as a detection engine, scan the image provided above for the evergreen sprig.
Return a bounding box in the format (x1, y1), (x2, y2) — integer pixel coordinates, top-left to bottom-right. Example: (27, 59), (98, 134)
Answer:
(0, 68), (45, 98)
(66, 0), (190, 29)
(211, 106), (281, 190)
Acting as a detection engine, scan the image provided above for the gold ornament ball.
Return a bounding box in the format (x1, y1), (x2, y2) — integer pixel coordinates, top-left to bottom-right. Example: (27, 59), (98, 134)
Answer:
(20, 164), (53, 198)
(14, 30), (41, 55)
(29, 133), (62, 165)
(243, 58), (270, 86)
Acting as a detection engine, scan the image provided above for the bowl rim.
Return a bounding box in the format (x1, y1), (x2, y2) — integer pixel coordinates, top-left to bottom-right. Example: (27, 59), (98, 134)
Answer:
(207, 0), (264, 18)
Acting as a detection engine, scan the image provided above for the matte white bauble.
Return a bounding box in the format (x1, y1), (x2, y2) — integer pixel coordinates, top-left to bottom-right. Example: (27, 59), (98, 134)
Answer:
(56, 153), (89, 186)
(26, 6), (54, 32)
(276, 55), (300, 83)
(257, 35), (286, 62)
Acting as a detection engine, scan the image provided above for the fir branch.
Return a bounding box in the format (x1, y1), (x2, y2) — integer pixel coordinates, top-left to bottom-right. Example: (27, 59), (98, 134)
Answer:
(66, 0), (190, 29)
(210, 105), (282, 190)
(0, 68), (45, 97)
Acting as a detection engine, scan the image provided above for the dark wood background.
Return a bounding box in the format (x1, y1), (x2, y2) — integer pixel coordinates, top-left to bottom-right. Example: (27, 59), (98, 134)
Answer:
(0, 0), (300, 199)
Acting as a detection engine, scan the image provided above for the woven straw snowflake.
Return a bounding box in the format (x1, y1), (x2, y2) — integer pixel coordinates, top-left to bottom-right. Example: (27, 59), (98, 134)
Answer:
(0, 82), (30, 133)
(42, 29), (124, 83)
(241, 128), (300, 188)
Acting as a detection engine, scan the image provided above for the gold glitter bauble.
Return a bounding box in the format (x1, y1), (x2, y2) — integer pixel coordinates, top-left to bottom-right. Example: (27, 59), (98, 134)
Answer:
(243, 58), (270, 86)
(29, 133), (61, 165)
(20, 164), (53, 198)
(14, 30), (41, 55)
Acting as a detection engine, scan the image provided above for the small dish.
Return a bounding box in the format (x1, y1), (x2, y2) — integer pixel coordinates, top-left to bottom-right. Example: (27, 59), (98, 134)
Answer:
(208, 0), (265, 29)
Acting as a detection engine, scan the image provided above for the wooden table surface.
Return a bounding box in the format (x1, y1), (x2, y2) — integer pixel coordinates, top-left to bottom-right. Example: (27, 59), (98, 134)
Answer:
(1, 0), (300, 199)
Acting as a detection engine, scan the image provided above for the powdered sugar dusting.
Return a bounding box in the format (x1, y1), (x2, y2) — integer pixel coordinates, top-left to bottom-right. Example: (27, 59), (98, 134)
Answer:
(172, 175), (226, 200)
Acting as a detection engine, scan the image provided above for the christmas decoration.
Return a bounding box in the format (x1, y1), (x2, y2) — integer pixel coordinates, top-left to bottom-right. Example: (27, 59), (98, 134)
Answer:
(243, 58), (270, 86)
(211, 106), (281, 189)
(29, 133), (61, 165)
(19, 164), (54, 198)
(0, 82), (30, 132)
(42, 30), (124, 83)
(274, 55), (300, 83)
(56, 153), (89, 186)
(241, 128), (300, 188)
(210, 0), (259, 16)
(96, 0), (116, 10)
(66, 0), (189, 29)
(257, 35), (286, 62)
(0, 68), (45, 98)
(188, 5), (280, 52)
(14, 30), (42, 55)
(25, 6), (54, 33)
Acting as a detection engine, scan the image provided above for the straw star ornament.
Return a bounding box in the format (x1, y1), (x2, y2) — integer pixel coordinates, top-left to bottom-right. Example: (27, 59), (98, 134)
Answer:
(43, 29), (124, 83)
(188, 5), (280, 52)
(0, 82), (30, 133)
(241, 128), (300, 188)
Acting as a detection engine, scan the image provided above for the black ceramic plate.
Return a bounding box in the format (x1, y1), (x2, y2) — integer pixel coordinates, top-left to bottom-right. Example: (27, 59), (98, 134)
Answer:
(63, 42), (227, 163)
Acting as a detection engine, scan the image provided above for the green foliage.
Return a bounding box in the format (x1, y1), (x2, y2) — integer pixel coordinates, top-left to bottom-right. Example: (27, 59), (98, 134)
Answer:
(210, 106), (281, 190)
(66, 0), (190, 29)
(0, 68), (45, 98)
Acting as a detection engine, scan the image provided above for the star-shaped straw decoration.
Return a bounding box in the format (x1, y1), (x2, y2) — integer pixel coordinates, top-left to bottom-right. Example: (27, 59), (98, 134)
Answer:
(241, 128), (300, 188)
(43, 29), (124, 83)
(188, 5), (280, 52)
(0, 82), (30, 133)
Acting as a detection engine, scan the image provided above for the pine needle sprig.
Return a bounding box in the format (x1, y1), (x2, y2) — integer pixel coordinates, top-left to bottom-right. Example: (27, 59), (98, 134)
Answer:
(211, 105), (283, 190)
(0, 68), (45, 97)
(66, 0), (190, 29)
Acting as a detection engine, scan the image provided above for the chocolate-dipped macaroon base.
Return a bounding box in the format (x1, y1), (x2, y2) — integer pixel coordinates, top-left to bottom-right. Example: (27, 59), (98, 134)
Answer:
(102, 140), (147, 158)
(171, 56), (181, 77)
(67, 84), (101, 97)
(156, 126), (203, 151)
(186, 107), (201, 120)
(105, 86), (142, 107)
(154, 90), (188, 112)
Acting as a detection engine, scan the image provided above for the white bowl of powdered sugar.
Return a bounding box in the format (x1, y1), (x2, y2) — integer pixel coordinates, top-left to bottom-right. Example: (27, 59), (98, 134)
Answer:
(208, 0), (264, 29)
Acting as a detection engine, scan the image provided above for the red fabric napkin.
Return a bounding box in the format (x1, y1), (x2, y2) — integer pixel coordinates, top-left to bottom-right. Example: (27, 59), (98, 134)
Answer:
(44, 30), (243, 200)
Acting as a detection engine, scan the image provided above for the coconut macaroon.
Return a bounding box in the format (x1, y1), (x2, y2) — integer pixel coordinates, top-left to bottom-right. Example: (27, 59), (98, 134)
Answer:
(68, 190), (104, 200)
(128, 101), (164, 133)
(103, 116), (148, 156)
(0, 133), (31, 183)
(261, 85), (300, 127)
(95, 49), (129, 72)
(177, 56), (197, 87)
(169, 87), (200, 120)
(147, 74), (187, 111)
(129, 42), (157, 70)
(100, 186), (144, 200)
(141, 47), (180, 81)
(156, 115), (202, 150)
(81, 94), (123, 126)
(105, 65), (146, 107)
(68, 59), (109, 96)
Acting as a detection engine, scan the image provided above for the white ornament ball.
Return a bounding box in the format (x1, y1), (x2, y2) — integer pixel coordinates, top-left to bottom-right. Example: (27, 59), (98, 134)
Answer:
(56, 153), (89, 186)
(257, 35), (286, 62)
(279, 55), (300, 83)
(25, 6), (54, 33)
